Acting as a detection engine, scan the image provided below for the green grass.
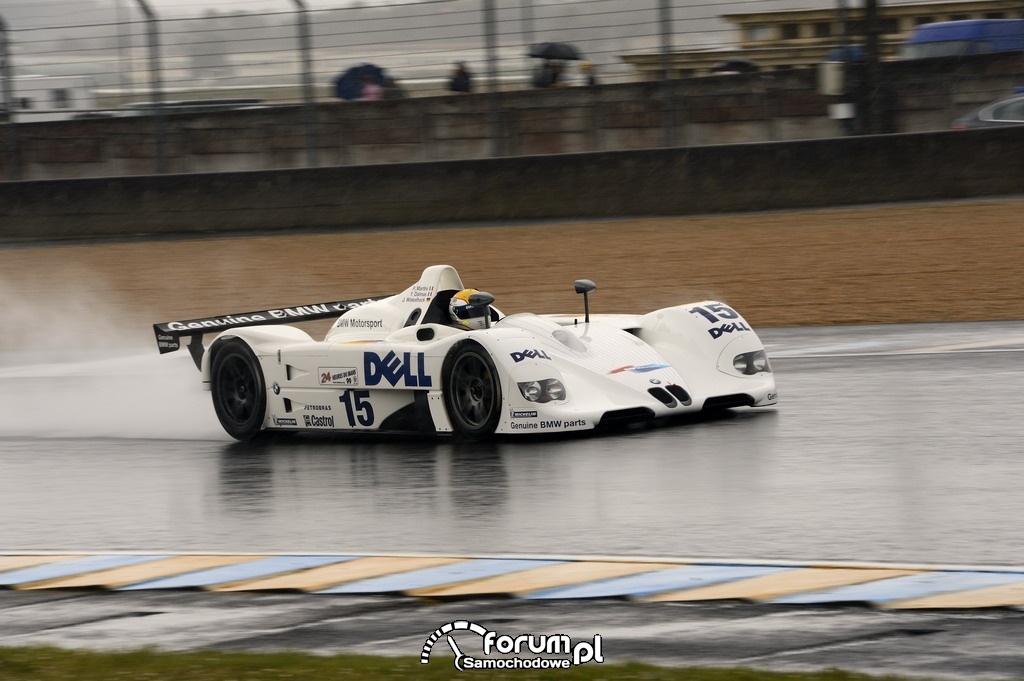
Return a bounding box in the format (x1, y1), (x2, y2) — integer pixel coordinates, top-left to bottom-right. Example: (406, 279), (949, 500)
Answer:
(0, 646), (948, 681)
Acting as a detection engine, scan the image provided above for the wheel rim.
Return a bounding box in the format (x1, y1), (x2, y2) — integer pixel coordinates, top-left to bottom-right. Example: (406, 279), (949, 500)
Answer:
(216, 353), (259, 425)
(450, 353), (496, 429)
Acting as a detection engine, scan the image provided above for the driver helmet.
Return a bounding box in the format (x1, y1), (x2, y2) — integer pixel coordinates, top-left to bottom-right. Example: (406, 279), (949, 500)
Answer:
(449, 289), (489, 330)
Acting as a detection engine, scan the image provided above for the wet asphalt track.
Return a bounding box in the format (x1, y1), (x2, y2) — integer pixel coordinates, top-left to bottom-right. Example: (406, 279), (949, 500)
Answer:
(2, 321), (1024, 564)
(2, 321), (1024, 677)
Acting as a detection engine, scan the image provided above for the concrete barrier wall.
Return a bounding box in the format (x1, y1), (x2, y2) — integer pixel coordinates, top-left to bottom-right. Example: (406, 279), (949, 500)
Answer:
(3, 52), (1023, 182)
(1, 126), (1022, 241)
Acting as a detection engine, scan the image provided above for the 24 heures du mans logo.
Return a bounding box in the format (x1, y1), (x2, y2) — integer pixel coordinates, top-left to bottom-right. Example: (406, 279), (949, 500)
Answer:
(421, 620), (604, 672)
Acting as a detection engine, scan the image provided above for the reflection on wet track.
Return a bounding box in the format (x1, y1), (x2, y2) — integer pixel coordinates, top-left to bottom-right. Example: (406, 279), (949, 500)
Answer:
(2, 322), (1024, 566)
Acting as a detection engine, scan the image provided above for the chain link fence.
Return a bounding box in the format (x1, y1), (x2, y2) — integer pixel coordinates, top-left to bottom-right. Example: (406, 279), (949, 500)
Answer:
(3, 0), (1024, 180)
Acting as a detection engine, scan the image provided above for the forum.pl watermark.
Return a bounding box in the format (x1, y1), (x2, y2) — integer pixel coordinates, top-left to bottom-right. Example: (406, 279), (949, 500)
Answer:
(421, 620), (604, 671)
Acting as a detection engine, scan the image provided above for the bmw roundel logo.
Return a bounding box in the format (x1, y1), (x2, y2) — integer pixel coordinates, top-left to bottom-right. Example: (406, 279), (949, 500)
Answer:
(272, 382), (281, 395)
(649, 378), (662, 385)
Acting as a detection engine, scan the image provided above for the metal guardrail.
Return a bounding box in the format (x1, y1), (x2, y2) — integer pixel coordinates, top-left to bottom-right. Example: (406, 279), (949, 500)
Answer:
(1, 13), (21, 180)
(2, 1), (1024, 182)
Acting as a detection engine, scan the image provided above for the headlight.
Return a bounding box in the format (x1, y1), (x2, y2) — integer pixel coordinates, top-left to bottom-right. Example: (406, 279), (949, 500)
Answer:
(544, 379), (566, 401)
(520, 381), (542, 401)
(518, 379), (567, 403)
(732, 350), (771, 375)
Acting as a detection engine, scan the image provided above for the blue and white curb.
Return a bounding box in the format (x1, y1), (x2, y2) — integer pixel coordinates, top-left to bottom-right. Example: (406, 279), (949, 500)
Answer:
(2, 553), (1024, 610)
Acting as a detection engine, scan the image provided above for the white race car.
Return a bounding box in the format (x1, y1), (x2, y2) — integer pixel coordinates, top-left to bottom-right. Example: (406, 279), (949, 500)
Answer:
(154, 265), (776, 440)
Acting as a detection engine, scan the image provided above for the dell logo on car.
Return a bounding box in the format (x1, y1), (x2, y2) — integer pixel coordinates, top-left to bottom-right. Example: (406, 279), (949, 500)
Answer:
(708, 322), (752, 339)
(510, 349), (551, 363)
(364, 351), (433, 387)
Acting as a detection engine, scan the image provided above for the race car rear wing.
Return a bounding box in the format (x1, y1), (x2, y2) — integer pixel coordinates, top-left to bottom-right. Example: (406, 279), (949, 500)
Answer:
(154, 295), (393, 369)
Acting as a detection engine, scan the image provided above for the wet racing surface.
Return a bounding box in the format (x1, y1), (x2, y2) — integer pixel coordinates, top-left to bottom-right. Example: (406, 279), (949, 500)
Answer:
(2, 321), (1024, 565)
(3, 321), (1024, 678)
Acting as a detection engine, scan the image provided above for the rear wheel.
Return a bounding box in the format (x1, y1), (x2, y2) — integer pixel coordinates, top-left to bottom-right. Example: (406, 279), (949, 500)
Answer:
(443, 341), (502, 439)
(211, 339), (267, 441)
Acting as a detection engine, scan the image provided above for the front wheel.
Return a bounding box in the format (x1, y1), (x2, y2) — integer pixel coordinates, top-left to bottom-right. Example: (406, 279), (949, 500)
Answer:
(210, 339), (267, 441)
(443, 341), (502, 439)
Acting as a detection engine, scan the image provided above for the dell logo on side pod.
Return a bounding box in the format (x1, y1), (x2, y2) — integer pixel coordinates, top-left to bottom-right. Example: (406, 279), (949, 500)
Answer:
(510, 349), (551, 363)
(364, 351), (432, 387)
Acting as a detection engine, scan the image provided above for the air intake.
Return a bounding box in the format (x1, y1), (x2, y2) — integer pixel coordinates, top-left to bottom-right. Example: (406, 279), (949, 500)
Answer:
(598, 407), (655, 428)
(666, 384), (692, 406)
(703, 394), (755, 411)
(648, 387), (677, 407)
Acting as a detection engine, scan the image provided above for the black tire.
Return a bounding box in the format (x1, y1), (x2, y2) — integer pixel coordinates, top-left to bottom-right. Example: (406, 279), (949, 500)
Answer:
(443, 341), (502, 439)
(210, 339), (267, 441)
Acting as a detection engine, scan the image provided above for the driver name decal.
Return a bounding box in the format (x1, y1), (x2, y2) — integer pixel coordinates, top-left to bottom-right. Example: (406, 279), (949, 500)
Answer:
(364, 351), (432, 387)
(402, 284), (435, 304)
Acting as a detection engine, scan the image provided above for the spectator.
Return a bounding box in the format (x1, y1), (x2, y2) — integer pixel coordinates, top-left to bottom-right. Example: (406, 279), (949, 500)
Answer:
(360, 74), (383, 101)
(383, 76), (408, 99)
(533, 60), (567, 88)
(579, 61), (598, 87)
(448, 62), (472, 94)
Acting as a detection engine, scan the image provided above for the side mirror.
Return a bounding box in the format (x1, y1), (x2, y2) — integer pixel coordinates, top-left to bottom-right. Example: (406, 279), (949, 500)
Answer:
(573, 279), (596, 323)
(468, 291), (495, 307)
(468, 291), (495, 329)
(573, 279), (597, 295)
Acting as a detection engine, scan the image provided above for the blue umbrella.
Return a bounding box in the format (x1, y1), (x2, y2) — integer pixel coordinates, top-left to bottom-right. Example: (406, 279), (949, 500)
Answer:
(333, 63), (385, 101)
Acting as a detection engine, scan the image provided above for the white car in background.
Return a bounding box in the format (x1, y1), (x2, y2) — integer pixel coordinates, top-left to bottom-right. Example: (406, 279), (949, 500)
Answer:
(951, 89), (1024, 129)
